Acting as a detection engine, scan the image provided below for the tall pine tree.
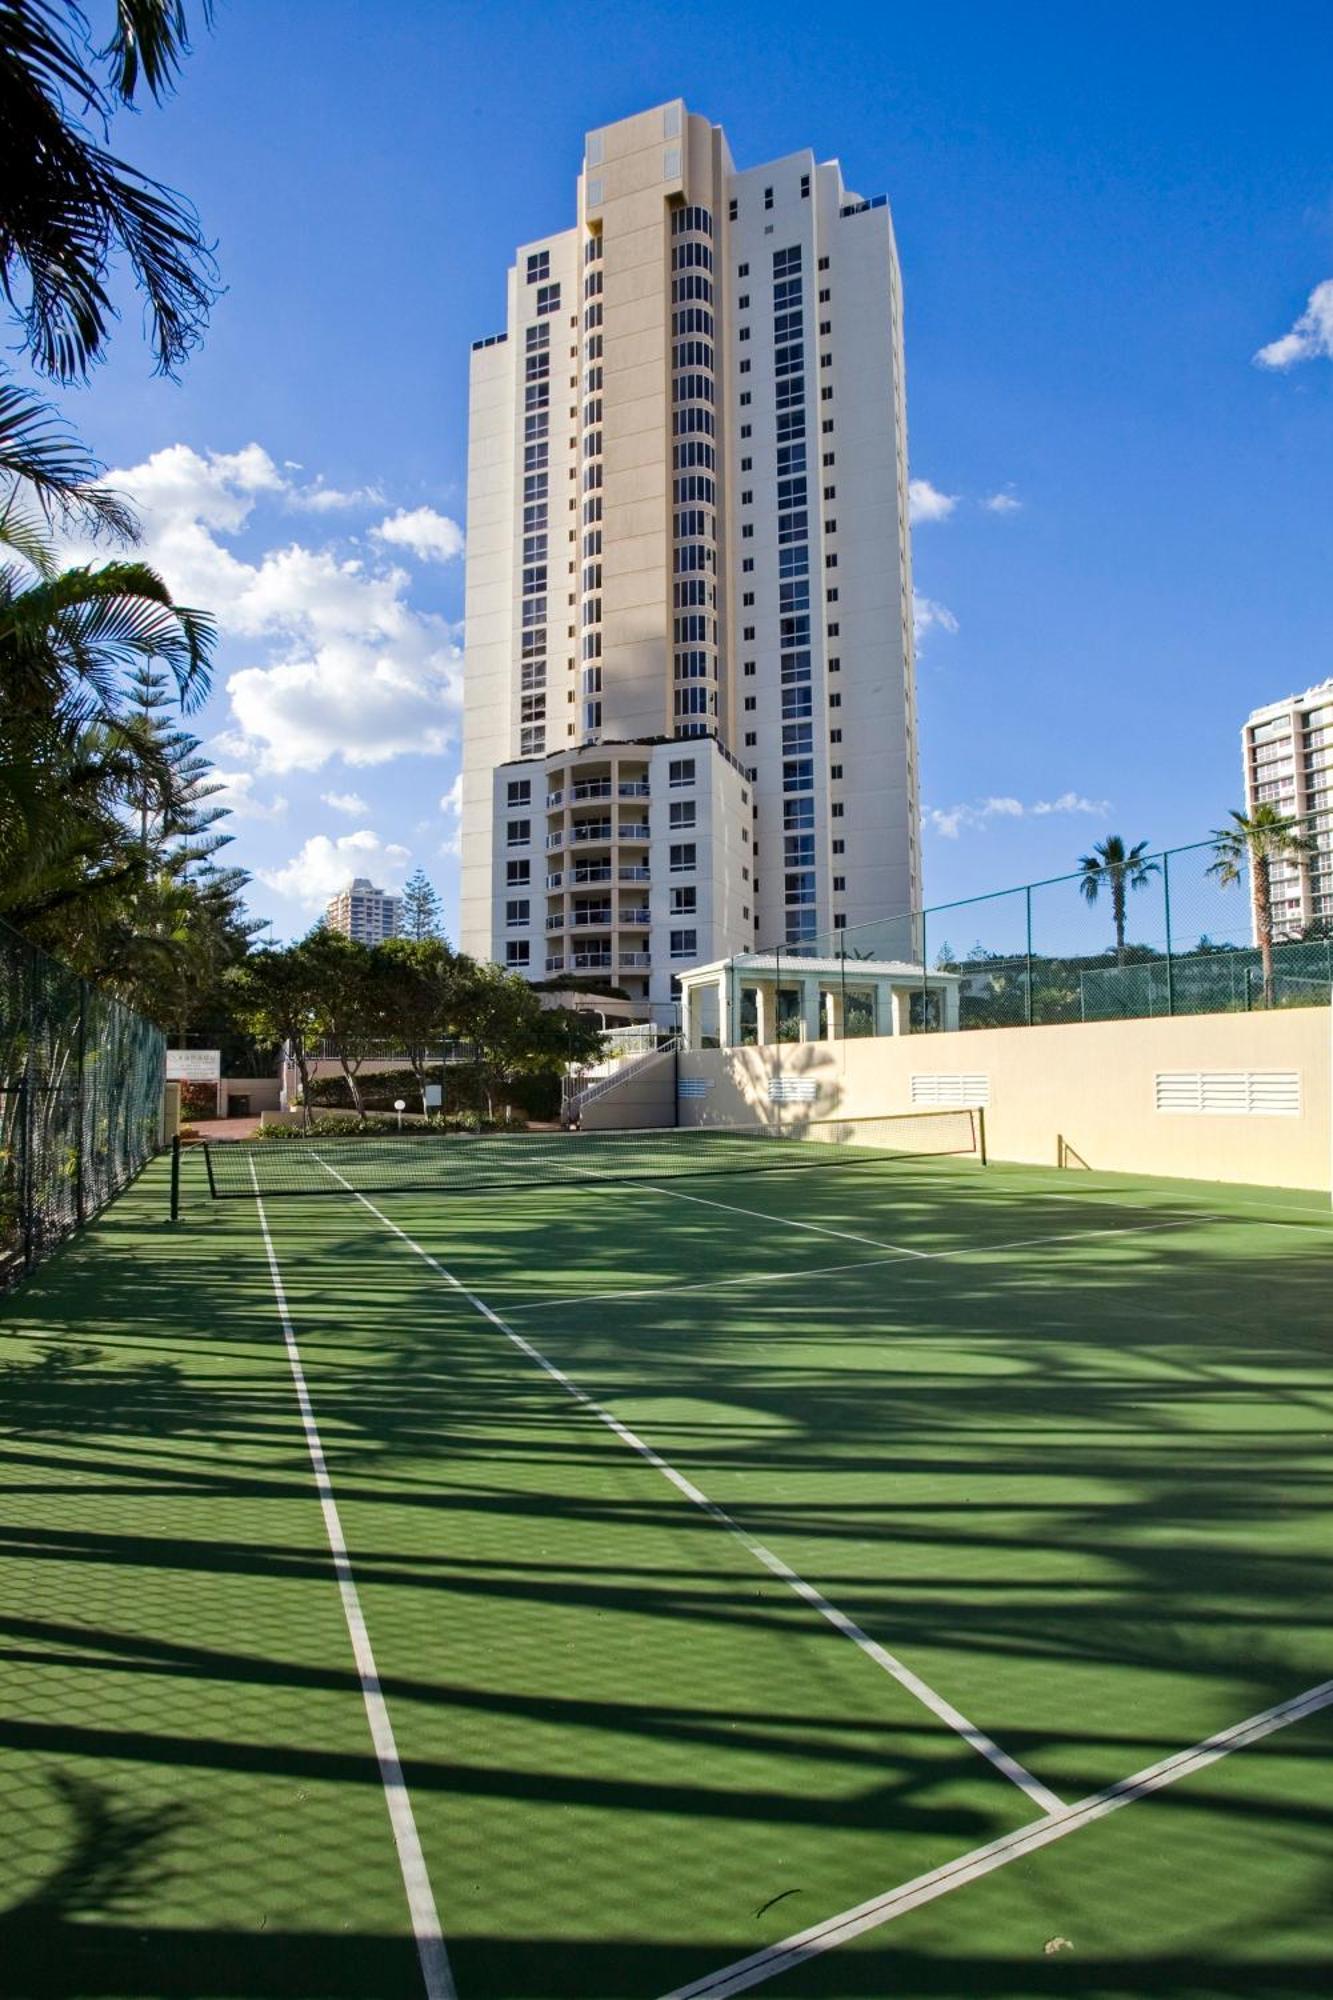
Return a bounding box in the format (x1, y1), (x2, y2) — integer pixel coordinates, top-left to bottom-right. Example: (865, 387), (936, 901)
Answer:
(401, 867), (444, 940)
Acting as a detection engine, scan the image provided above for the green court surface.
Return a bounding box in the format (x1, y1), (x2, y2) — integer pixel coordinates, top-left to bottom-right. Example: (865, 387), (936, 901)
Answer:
(1, 1141), (1331, 1999)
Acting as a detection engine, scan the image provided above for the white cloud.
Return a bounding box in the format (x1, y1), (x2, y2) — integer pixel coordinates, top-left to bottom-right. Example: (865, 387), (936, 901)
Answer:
(927, 792), (1110, 838)
(1254, 279), (1333, 369)
(209, 768), (288, 820)
(908, 479), (958, 524)
(63, 443), (463, 775)
(290, 481), (384, 513)
(913, 592), (959, 642)
(373, 506), (466, 563)
(321, 790), (370, 816)
(439, 773), (463, 855)
(982, 490), (1023, 514)
(259, 829), (411, 911)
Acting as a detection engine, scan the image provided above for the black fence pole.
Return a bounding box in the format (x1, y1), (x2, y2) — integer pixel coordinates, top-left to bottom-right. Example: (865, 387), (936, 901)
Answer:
(74, 977), (87, 1226)
(170, 1132), (182, 1224)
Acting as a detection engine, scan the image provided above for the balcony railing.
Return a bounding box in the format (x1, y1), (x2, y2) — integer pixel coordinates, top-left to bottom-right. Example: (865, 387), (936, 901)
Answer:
(617, 821), (650, 841)
(617, 780), (650, 798)
(545, 832), (564, 850)
(618, 864), (651, 882)
(619, 951), (652, 968)
(545, 914), (564, 931)
(570, 779), (613, 802)
(545, 788), (563, 808)
(570, 950), (613, 971)
(571, 908), (613, 928)
(619, 907), (651, 925)
(545, 955), (564, 973)
(571, 863), (612, 885)
(545, 871), (563, 889)
(571, 822), (613, 844)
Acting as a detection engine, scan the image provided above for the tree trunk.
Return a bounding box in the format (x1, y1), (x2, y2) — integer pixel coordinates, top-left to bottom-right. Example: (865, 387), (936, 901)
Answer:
(409, 1046), (429, 1117)
(1113, 874), (1127, 964)
(1255, 858), (1275, 1007)
(294, 1046), (314, 1132)
(339, 1055), (364, 1125)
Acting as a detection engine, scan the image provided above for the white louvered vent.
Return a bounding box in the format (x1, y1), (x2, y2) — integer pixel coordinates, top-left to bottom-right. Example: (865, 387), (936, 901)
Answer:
(911, 1073), (991, 1108)
(769, 1076), (817, 1103)
(1154, 1070), (1301, 1117)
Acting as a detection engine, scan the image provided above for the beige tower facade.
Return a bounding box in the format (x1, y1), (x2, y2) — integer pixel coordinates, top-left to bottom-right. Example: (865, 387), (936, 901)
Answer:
(1242, 678), (1333, 936)
(460, 100), (920, 1019)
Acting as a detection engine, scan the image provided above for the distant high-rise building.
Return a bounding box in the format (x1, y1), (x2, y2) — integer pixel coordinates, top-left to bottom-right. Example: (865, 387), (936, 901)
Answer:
(1241, 678), (1333, 936)
(459, 99), (920, 1019)
(325, 877), (402, 944)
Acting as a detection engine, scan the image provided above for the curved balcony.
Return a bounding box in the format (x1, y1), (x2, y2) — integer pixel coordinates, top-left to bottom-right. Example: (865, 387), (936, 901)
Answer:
(617, 820), (651, 842)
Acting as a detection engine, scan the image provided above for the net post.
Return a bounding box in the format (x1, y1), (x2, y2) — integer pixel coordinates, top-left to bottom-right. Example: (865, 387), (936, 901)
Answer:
(1024, 887), (1034, 1027)
(976, 1105), (988, 1167)
(202, 1139), (218, 1199)
(169, 1132), (182, 1223)
(74, 976), (87, 1227)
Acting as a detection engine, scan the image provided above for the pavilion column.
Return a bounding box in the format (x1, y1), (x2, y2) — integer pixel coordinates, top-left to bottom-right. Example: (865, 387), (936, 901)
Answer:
(716, 968), (732, 1048)
(682, 980), (701, 1051)
(799, 976), (821, 1043)
(825, 986), (844, 1041)
(754, 981), (775, 1047)
(888, 985), (911, 1037)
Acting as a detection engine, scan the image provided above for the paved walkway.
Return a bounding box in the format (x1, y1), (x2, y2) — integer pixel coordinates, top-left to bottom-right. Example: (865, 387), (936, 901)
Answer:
(187, 1116), (263, 1141)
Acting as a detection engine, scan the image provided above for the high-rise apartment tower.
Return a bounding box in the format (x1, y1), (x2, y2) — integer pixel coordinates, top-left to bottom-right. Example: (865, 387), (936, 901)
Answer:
(324, 878), (402, 945)
(1241, 678), (1333, 935)
(460, 100), (920, 1017)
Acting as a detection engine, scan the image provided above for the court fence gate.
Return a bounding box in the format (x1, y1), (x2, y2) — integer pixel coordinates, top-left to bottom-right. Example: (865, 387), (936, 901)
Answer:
(0, 916), (165, 1288)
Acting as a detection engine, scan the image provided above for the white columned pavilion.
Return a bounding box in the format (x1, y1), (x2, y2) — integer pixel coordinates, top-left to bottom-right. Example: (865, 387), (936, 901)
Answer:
(676, 954), (962, 1050)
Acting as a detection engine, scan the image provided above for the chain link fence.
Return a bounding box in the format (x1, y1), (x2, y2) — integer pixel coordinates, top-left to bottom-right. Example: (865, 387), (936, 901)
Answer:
(1, 918), (165, 1286)
(703, 817), (1333, 1045)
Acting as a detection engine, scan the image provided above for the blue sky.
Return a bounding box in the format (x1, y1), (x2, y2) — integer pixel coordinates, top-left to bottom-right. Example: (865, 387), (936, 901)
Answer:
(34, 0), (1333, 942)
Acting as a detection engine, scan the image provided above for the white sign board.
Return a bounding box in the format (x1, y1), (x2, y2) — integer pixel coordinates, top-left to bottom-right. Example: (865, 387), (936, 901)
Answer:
(424, 1083), (443, 1109)
(165, 1049), (221, 1082)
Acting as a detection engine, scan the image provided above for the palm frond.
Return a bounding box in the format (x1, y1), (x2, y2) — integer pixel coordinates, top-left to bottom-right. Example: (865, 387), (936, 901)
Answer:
(105, 2), (215, 106)
(0, 381), (138, 539)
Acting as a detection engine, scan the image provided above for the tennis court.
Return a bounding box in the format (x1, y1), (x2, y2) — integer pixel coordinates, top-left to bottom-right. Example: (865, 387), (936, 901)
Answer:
(2, 1124), (1331, 1998)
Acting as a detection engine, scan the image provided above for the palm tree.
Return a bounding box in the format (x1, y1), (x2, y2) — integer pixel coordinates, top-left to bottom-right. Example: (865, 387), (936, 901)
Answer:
(1208, 806), (1314, 1007)
(1078, 836), (1160, 962)
(1, 1), (218, 383)
(1, 509), (215, 951)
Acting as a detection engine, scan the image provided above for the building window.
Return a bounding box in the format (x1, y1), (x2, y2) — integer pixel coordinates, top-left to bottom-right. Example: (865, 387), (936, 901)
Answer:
(818, 255), (830, 270)
(832, 837), (845, 855)
(729, 197), (738, 220)
(738, 261), (749, 277)
(506, 940), (531, 967)
(506, 779), (531, 806)
(829, 691), (842, 708)
(669, 842), (697, 871)
(831, 801), (845, 818)
(744, 661), (755, 676)
(833, 914), (846, 931)
(744, 731), (756, 746)
(833, 875), (845, 893)
(744, 695), (756, 711)
(506, 899), (530, 926)
(830, 728), (842, 743)
(526, 251), (551, 284)
(669, 800), (697, 829)
(740, 423), (751, 438)
(536, 283), (561, 316)
(764, 186), (774, 210)
(670, 886), (697, 914)
(800, 173), (811, 199)
(670, 929), (698, 958)
(506, 819), (530, 845)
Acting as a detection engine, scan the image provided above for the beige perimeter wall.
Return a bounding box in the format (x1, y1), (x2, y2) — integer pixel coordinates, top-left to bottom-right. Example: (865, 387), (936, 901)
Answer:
(667, 1009), (1331, 1191)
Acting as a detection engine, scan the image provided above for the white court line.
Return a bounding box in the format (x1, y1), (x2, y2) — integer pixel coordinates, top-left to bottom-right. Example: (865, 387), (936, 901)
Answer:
(662, 1676), (1333, 2000)
(251, 1170), (455, 2000)
(313, 1156), (1064, 1818)
(501, 1211), (1222, 1315)
(620, 1176), (927, 1255)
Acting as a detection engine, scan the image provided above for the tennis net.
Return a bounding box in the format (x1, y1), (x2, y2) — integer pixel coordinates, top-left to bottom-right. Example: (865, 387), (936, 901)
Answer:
(199, 1107), (984, 1200)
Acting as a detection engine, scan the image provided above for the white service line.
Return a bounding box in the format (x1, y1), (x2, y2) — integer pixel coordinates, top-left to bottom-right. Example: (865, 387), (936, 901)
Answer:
(621, 1176), (927, 1255)
(501, 1211), (1223, 1316)
(661, 1675), (1333, 2000)
(315, 1157), (1064, 1818)
(251, 1169), (455, 2000)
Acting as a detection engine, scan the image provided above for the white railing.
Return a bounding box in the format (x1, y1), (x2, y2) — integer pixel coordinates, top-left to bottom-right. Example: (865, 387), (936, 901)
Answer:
(563, 1035), (681, 1123)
